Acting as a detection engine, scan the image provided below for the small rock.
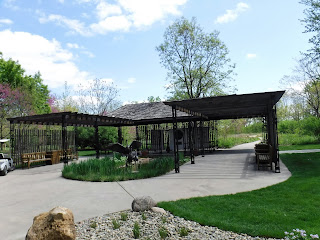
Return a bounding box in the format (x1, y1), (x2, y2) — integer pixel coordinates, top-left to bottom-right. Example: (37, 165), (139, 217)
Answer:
(26, 206), (76, 240)
(131, 196), (156, 212)
(151, 207), (166, 214)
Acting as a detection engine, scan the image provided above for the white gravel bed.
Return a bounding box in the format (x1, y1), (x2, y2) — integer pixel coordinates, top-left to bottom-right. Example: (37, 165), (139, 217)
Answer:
(76, 210), (281, 240)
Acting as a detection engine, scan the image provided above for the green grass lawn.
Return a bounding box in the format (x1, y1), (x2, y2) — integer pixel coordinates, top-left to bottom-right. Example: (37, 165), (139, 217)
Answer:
(279, 144), (320, 151)
(158, 153), (320, 238)
(78, 150), (98, 156)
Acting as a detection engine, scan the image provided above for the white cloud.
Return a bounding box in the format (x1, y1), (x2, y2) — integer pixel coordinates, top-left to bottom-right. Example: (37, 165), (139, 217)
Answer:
(0, 18), (13, 25)
(117, 0), (187, 28)
(67, 43), (80, 49)
(215, 2), (249, 24)
(0, 30), (92, 90)
(96, 1), (122, 20)
(38, 0), (187, 36)
(246, 53), (257, 59)
(90, 15), (132, 34)
(128, 77), (136, 84)
(39, 14), (92, 36)
(67, 42), (95, 58)
(82, 50), (95, 58)
(3, 0), (19, 10)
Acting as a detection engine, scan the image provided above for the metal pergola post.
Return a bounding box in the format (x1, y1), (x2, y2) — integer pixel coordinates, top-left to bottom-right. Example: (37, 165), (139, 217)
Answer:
(200, 120), (205, 157)
(9, 121), (14, 162)
(95, 118), (100, 159)
(266, 104), (280, 173)
(172, 105), (179, 173)
(62, 114), (68, 165)
(118, 126), (123, 144)
(135, 125), (140, 154)
(188, 121), (195, 164)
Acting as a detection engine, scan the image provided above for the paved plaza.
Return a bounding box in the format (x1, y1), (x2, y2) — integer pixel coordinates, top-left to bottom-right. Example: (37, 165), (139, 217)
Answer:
(0, 141), (291, 240)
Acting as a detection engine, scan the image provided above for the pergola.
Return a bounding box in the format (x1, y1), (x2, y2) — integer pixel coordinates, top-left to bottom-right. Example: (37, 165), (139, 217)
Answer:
(163, 91), (285, 173)
(7, 112), (133, 164)
(8, 90), (284, 172)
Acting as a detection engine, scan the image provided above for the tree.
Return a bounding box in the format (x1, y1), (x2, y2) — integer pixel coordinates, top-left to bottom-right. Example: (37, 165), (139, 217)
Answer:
(147, 96), (162, 102)
(0, 83), (33, 139)
(300, 0), (320, 60)
(0, 52), (51, 114)
(51, 82), (78, 112)
(281, 58), (320, 118)
(156, 17), (235, 100)
(77, 78), (120, 115)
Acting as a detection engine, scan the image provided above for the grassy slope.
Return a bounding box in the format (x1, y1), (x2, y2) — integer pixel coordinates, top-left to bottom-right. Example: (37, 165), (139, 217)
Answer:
(218, 135), (260, 148)
(279, 144), (320, 151)
(158, 153), (320, 238)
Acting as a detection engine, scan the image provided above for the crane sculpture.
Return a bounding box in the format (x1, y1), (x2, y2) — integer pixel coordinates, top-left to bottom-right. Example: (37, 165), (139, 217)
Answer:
(106, 140), (142, 167)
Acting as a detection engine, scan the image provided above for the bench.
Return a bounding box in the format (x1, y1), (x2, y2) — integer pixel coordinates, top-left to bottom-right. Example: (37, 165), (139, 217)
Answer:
(59, 149), (78, 162)
(21, 152), (52, 169)
(254, 143), (273, 170)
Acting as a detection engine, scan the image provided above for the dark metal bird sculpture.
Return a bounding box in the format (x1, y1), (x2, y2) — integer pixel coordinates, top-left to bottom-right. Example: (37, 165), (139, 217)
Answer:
(106, 140), (142, 167)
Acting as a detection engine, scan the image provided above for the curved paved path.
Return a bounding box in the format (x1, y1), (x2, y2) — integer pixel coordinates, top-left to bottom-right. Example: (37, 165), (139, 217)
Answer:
(1, 141), (291, 240)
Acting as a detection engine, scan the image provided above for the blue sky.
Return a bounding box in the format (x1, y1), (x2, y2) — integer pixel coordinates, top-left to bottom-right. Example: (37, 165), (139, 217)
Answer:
(0, 0), (311, 104)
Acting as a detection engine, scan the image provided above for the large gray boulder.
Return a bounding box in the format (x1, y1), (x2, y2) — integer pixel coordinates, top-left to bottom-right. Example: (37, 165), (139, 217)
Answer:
(131, 196), (157, 212)
(26, 206), (76, 240)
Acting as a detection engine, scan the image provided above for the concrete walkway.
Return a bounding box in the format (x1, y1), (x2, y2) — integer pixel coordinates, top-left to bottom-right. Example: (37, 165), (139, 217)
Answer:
(1, 141), (291, 240)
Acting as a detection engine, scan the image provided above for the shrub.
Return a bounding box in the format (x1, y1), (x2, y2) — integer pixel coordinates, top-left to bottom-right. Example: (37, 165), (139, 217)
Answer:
(158, 226), (168, 239)
(120, 212), (128, 221)
(278, 134), (319, 146)
(179, 227), (189, 237)
(133, 222), (140, 239)
(90, 221), (97, 229)
(112, 219), (120, 229)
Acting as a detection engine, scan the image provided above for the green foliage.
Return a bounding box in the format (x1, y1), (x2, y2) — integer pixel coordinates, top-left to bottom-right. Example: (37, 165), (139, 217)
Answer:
(278, 134), (319, 146)
(300, 116), (320, 135)
(300, 0), (320, 59)
(158, 226), (168, 239)
(141, 212), (147, 221)
(218, 135), (260, 148)
(147, 96), (161, 102)
(76, 126), (118, 150)
(62, 156), (188, 182)
(112, 219), (120, 229)
(242, 122), (263, 133)
(158, 152), (320, 238)
(99, 126), (118, 150)
(179, 227), (189, 237)
(0, 53), (50, 114)
(156, 17), (235, 100)
(279, 143), (320, 151)
(278, 120), (300, 134)
(90, 221), (97, 229)
(120, 212), (128, 221)
(0, 53), (51, 139)
(133, 222), (140, 239)
(278, 117), (320, 135)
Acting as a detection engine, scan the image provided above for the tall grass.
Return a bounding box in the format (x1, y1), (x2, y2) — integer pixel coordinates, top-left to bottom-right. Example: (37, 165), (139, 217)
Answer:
(278, 133), (319, 146)
(62, 156), (186, 182)
(218, 135), (260, 148)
